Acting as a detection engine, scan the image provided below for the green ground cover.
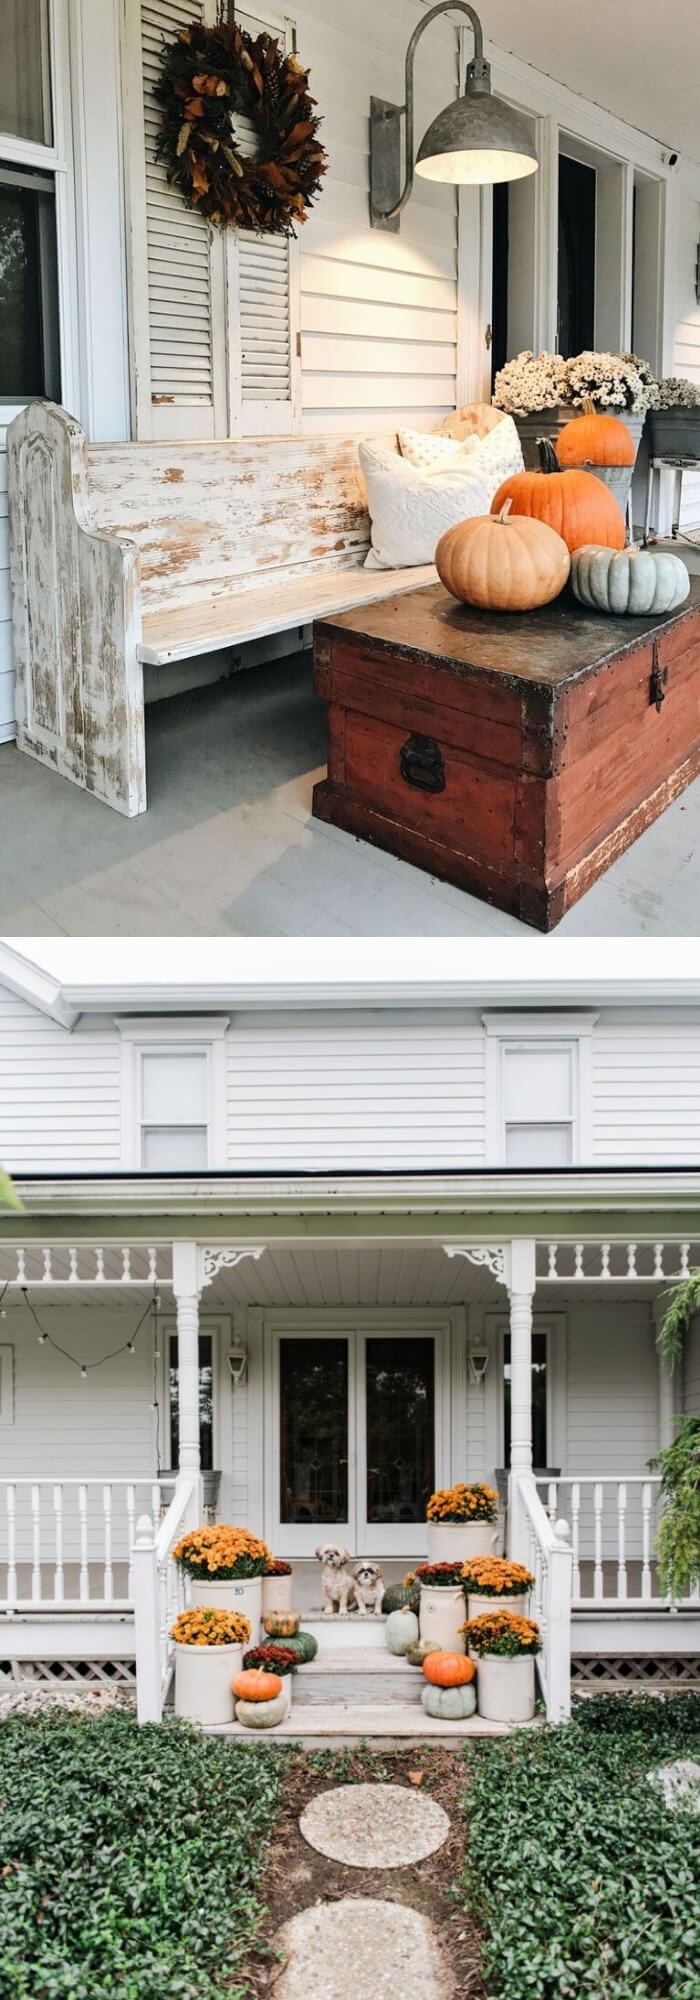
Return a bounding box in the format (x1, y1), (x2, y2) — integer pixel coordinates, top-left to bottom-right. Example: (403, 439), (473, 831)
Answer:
(461, 1693), (700, 2000)
(0, 1711), (287, 2000)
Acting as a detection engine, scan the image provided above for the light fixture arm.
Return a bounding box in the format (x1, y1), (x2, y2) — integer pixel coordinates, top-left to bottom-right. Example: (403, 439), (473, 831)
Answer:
(372, 2), (489, 226)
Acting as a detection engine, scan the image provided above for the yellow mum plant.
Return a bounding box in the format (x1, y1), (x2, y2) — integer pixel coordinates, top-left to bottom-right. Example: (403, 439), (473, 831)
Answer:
(173, 1524), (270, 1580)
(427, 1483), (499, 1524)
(461, 1557), (535, 1596)
(171, 1607), (252, 1647)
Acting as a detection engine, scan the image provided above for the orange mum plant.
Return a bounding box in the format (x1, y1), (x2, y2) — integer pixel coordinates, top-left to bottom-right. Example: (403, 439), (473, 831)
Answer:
(427, 1483), (499, 1524)
(461, 1557), (535, 1597)
(173, 1524), (270, 1579)
(462, 1611), (541, 1657)
(171, 1607), (252, 1647)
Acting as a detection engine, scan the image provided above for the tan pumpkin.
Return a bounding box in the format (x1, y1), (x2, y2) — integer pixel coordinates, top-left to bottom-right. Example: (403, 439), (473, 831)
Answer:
(422, 1650), (476, 1689)
(232, 1668), (283, 1702)
(491, 439), (626, 554)
(262, 1610), (300, 1638)
(436, 501), (570, 611)
(557, 399), (635, 468)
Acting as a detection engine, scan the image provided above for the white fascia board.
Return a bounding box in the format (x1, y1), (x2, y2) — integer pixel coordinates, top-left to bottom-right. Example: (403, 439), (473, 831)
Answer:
(0, 943), (78, 1029)
(39, 978), (700, 1014)
(6, 1170), (700, 1219)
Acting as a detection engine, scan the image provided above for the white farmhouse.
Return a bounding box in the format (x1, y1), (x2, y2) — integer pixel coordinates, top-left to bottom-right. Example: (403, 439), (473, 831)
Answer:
(0, 943), (698, 1730)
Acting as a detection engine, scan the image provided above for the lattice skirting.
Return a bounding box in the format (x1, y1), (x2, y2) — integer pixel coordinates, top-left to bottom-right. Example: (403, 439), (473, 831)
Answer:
(572, 1654), (700, 1688)
(0, 1657), (137, 1685)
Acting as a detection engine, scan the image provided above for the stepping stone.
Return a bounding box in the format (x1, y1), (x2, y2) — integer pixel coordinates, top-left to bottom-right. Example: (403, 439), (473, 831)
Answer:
(299, 1781), (450, 1868)
(647, 1758), (700, 1813)
(274, 1896), (451, 1998)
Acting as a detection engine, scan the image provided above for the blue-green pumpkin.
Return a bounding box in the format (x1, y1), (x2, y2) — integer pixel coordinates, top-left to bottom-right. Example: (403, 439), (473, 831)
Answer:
(421, 1682), (477, 1720)
(571, 544), (690, 616)
(385, 1607), (420, 1655)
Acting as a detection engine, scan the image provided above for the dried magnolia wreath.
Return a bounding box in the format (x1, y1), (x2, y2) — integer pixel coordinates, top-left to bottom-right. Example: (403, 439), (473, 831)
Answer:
(154, 18), (327, 234)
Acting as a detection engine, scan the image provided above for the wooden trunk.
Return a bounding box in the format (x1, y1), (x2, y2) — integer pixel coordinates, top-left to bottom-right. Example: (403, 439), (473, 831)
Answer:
(312, 581), (700, 931)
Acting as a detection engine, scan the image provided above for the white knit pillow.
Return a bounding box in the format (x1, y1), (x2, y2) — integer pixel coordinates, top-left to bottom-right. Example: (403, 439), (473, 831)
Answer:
(398, 426), (478, 471)
(359, 441), (490, 569)
(469, 413), (524, 488)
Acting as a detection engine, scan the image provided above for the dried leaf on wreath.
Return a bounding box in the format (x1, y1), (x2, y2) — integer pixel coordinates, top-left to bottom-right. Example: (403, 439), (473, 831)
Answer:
(190, 157), (210, 196)
(176, 121), (191, 156)
(184, 96), (205, 119)
(287, 121), (316, 144)
(222, 146), (244, 177)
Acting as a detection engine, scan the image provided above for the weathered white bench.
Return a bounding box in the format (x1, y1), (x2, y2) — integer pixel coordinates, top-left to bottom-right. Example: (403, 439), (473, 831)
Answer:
(8, 401), (436, 816)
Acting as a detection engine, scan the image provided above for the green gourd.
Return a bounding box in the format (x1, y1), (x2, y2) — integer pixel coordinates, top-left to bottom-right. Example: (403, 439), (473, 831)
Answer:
(235, 1690), (288, 1729)
(281, 1631), (318, 1663)
(405, 1640), (441, 1667)
(385, 1607), (420, 1655)
(570, 544), (690, 616)
(381, 1581), (420, 1615)
(421, 1682), (477, 1720)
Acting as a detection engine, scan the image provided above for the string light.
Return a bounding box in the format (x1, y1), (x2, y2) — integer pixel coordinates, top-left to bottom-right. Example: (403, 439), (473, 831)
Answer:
(21, 1289), (158, 1375)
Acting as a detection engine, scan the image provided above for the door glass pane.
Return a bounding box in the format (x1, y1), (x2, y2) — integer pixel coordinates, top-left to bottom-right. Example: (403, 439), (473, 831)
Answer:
(558, 154), (595, 356)
(0, 1), (53, 145)
(0, 177), (59, 399)
(168, 1333), (214, 1472)
(365, 1337), (435, 1525)
(280, 1339), (348, 1525)
(504, 1332), (547, 1469)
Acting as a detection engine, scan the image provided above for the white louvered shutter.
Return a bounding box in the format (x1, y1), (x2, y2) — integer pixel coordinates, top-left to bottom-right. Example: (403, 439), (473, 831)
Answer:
(227, 9), (299, 435)
(127, 0), (227, 438)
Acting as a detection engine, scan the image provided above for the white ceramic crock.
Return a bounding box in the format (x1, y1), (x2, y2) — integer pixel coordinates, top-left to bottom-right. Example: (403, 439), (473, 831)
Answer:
(261, 1571), (294, 1616)
(467, 1591), (527, 1621)
(188, 1574), (262, 1641)
(426, 1520), (499, 1564)
(174, 1641), (244, 1726)
(419, 1583), (467, 1654)
(475, 1652), (535, 1723)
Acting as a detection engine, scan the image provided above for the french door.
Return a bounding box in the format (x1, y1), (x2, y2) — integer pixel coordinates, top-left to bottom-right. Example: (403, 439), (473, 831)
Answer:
(267, 1326), (449, 1558)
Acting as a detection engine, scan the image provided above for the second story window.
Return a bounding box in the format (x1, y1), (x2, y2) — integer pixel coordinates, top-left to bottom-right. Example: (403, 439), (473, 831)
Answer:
(140, 1051), (208, 1170)
(483, 1013), (597, 1166)
(116, 1018), (228, 1169)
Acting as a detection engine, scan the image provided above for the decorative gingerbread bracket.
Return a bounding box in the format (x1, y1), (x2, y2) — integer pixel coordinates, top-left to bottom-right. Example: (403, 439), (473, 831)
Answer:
(201, 1247), (266, 1287)
(443, 1244), (508, 1287)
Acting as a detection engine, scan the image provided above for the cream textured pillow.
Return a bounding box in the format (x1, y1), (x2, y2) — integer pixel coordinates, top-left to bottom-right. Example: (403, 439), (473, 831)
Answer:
(467, 412), (524, 489)
(359, 440), (490, 569)
(398, 425), (478, 470)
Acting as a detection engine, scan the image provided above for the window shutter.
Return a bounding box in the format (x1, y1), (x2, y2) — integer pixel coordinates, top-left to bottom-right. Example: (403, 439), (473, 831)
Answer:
(227, 9), (299, 435)
(125, 0), (227, 438)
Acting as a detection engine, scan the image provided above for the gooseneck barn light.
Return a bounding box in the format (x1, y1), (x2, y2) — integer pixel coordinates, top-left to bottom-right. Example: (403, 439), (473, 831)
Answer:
(369, 1), (538, 231)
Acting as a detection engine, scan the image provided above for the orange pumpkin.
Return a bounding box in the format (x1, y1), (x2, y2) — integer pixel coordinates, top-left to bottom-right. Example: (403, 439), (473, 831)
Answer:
(232, 1668), (283, 1702)
(422, 1650), (476, 1689)
(557, 398), (635, 468)
(436, 501), (570, 611)
(491, 439), (626, 554)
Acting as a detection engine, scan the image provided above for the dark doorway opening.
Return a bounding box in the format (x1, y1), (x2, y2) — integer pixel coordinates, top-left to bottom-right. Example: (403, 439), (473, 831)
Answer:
(558, 154), (596, 356)
(491, 181), (509, 387)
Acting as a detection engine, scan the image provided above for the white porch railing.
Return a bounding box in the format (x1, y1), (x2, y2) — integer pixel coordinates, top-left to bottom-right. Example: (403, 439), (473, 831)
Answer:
(132, 1479), (199, 1723)
(0, 1479), (162, 1611)
(538, 1477), (700, 1610)
(510, 1471), (573, 1722)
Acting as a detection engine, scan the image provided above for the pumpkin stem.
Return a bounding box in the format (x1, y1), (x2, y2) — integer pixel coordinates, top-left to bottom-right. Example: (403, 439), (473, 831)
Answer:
(496, 499), (514, 523)
(582, 398), (597, 416)
(537, 437), (562, 475)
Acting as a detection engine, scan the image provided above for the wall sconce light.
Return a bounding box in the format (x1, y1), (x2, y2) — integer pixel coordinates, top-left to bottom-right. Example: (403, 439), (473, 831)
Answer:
(370, 2), (538, 232)
(468, 1345), (490, 1386)
(227, 1347), (248, 1387)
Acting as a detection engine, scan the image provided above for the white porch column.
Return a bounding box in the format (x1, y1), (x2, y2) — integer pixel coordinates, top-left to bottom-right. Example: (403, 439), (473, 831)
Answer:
(172, 1242), (203, 1515)
(507, 1238), (536, 1560)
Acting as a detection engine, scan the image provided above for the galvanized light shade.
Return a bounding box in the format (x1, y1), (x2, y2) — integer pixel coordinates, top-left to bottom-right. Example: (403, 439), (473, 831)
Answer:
(369, 1), (538, 231)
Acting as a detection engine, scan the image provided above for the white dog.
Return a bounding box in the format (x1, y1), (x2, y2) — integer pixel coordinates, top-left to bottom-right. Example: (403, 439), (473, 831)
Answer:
(352, 1559), (384, 1618)
(315, 1545), (384, 1617)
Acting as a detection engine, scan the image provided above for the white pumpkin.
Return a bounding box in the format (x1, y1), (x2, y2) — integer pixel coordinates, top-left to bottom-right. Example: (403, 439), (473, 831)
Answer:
(571, 544), (690, 617)
(235, 1690), (288, 1729)
(385, 1606), (420, 1655)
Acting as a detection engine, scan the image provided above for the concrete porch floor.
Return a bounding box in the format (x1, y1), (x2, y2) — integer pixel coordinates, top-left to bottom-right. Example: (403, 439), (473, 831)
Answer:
(1, 540), (699, 937)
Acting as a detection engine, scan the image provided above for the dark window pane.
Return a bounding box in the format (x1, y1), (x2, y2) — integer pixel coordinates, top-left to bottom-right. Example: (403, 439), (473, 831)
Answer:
(557, 154), (596, 357)
(365, 1337), (435, 1524)
(169, 1333), (214, 1472)
(0, 177), (59, 399)
(280, 1338), (348, 1525)
(0, 0), (53, 145)
(504, 1332), (548, 1469)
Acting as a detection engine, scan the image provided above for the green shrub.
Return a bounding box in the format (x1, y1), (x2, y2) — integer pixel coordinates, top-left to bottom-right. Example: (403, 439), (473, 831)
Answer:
(574, 1691), (700, 1738)
(460, 1700), (700, 2000)
(0, 1710), (287, 2000)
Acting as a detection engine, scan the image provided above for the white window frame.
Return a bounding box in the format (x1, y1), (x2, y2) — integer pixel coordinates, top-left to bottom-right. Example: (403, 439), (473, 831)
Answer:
(0, 0), (80, 424)
(115, 1016), (229, 1169)
(482, 1013), (597, 1166)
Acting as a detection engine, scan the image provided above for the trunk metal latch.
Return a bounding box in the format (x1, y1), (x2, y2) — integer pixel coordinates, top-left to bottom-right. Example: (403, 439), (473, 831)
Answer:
(399, 732), (446, 793)
(650, 641), (668, 712)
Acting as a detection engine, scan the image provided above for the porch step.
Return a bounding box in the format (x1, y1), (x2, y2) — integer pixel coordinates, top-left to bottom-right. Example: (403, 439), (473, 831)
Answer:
(207, 1700), (516, 1740)
(294, 1647), (423, 1705)
(302, 1614), (388, 1654)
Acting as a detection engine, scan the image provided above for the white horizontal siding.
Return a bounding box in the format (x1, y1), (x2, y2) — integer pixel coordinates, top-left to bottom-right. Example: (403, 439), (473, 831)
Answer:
(226, 1009), (485, 1168)
(0, 987), (122, 1169)
(294, 0), (459, 435)
(0, 437), (14, 744)
(591, 1025), (700, 1161)
(564, 1302), (659, 1559)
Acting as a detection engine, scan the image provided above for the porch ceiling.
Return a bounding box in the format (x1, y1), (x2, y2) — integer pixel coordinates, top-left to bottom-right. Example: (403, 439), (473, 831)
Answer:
(484, 0), (700, 163)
